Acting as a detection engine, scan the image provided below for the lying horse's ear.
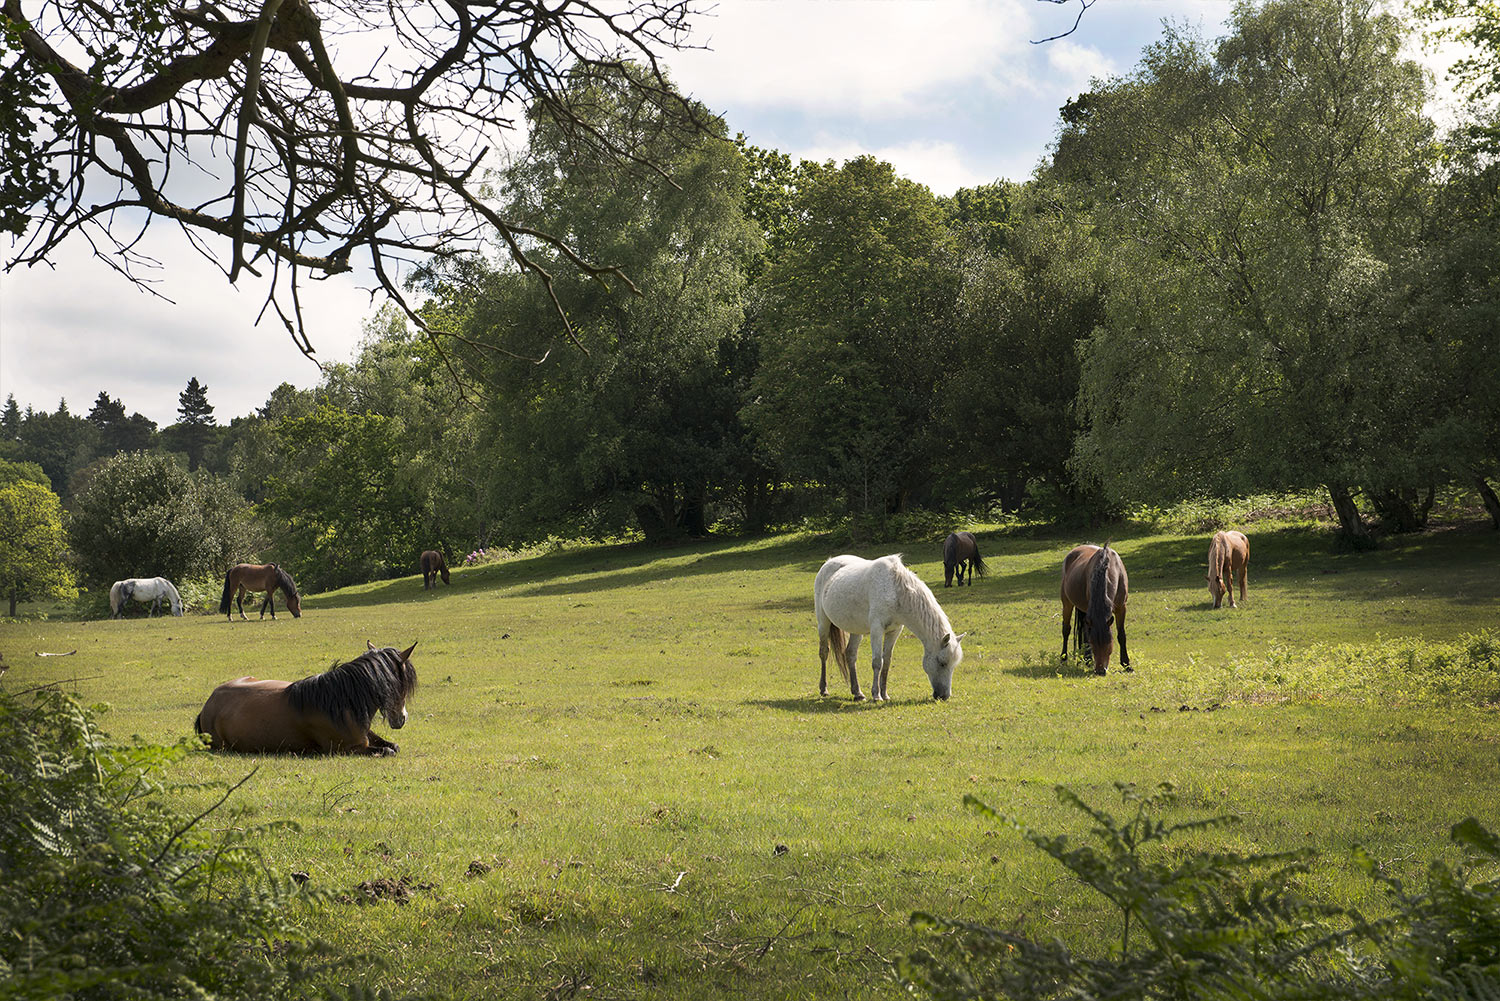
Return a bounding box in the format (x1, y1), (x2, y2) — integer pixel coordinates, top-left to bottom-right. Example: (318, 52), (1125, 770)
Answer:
(367, 640), (376, 651)
(400, 641), (418, 661)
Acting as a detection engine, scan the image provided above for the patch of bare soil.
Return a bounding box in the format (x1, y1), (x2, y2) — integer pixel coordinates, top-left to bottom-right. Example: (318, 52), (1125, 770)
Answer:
(338, 874), (434, 905)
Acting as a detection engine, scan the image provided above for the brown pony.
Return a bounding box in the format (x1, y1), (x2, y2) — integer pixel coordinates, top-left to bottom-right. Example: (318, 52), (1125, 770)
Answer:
(1207, 530), (1250, 609)
(420, 550), (450, 589)
(220, 563), (302, 620)
(1060, 543), (1130, 675)
(195, 642), (417, 755)
(942, 531), (989, 587)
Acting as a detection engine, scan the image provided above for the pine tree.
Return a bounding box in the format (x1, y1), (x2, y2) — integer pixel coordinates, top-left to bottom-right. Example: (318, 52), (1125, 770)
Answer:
(1, 395), (19, 439)
(87, 392), (126, 430)
(175, 378), (217, 471)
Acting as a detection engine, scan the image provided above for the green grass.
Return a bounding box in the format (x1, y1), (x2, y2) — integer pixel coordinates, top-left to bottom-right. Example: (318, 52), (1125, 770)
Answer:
(5, 521), (1500, 999)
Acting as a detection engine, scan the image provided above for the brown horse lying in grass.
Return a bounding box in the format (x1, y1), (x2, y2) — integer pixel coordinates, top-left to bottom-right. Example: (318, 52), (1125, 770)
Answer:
(195, 642), (417, 755)
(220, 563), (302, 620)
(421, 550), (450, 589)
(1060, 543), (1130, 675)
(1207, 530), (1250, 608)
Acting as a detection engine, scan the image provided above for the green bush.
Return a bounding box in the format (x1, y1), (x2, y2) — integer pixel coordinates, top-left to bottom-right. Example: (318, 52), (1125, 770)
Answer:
(899, 783), (1500, 1000)
(0, 686), (346, 1000)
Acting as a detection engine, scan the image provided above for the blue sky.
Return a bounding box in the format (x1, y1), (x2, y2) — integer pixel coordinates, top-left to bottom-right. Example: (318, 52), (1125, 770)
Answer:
(0, 0), (1460, 426)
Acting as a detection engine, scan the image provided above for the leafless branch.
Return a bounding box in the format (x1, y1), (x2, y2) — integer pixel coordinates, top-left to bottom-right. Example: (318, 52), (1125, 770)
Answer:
(1033, 0), (1097, 44)
(1, 0), (710, 361)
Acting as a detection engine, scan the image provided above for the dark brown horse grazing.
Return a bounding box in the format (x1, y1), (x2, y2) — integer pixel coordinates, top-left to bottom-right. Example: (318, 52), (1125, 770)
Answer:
(420, 550), (450, 589)
(195, 642), (417, 755)
(220, 563), (302, 621)
(1060, 543), (1130, 676)
(1207, 530), (1250, 609)
(942, 531), (990, 587)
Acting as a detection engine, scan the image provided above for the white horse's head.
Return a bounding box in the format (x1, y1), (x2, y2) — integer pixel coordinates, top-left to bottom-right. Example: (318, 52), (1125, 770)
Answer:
(922, 631), (965, 700)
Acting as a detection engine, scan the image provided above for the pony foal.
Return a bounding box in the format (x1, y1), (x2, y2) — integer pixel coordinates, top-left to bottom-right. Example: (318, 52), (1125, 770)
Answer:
(815, 554), (964, 701)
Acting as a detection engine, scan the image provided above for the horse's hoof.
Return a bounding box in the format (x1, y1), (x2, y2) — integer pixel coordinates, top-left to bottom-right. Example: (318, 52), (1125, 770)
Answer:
(852, 693), (865, 701)
(1093, 667), (1106, 676)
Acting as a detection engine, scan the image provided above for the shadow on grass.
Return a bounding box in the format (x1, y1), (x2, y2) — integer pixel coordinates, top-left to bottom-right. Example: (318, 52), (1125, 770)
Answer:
(748, 694), (954, 712)
(999, 649), (1103, 680)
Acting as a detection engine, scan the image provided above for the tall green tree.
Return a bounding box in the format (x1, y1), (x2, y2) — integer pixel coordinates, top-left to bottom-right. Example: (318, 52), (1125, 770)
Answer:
(747, 155), (959, 516)
(432, 62), (758, 542)
(932, 181), (1107, 514)
(67, 451), (253, 588)
(0, 470), (76, 616)
(14, 399), (95, 500)
(87, 391), (156, 456)
(1064, 0), (1435, 541)
(259, 405), (424, 590)
(169, 377), (217, 471)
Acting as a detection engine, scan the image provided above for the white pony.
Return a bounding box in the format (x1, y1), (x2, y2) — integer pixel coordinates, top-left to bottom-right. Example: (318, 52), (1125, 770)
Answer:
(814, 554), (964, 701)
(110, 577), (183, 618)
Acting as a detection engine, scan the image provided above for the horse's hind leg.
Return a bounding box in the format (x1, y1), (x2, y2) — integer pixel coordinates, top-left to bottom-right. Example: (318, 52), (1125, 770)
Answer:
(845, 633), (864, 700)
(235, 587), (248, 620)
(818, 630), (830, 696)
(1060, 598), (1074, 660)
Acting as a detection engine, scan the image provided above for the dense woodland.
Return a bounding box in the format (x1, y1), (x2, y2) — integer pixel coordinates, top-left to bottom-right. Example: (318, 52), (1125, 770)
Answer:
(2, 0), (1498, 602)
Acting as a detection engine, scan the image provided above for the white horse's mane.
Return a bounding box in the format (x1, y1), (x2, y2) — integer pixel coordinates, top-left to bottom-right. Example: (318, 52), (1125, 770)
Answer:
(887, 556), (952, 645)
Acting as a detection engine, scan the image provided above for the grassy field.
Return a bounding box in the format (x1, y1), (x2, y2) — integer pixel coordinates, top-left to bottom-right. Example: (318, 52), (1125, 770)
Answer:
(4, 519), (1500, 1000)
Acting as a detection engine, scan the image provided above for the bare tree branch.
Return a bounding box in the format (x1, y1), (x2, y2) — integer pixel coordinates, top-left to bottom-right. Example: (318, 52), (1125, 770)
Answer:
(0, 0), (711, 361)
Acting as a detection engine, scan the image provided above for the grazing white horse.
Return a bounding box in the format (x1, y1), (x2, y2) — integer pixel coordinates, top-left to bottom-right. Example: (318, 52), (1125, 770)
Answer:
(110, 577), (183, 618)
(814, 554), (965, 701)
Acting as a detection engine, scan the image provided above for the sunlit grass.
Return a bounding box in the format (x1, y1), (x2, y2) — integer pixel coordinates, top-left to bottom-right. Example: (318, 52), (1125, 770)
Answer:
(4, 521), (1499, 999)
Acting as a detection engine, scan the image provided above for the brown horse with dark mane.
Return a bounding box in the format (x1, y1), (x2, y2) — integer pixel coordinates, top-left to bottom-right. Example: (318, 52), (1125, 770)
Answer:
(942, 531), (989, 587)
(195, 642), (417, 755)
(219, 563), (302, 620)
(1207, 530), (1250, 608)
(1060, 543), (1130, 675)
(420, 550), (450, 589)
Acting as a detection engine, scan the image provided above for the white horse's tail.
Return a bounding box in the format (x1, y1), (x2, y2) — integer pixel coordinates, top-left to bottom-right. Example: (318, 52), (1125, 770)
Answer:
(827, 624), (851, 683)
(109, 582), (123, 617)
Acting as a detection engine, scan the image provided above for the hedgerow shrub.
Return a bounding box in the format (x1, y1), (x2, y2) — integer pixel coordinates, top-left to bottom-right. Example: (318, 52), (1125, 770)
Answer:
(0, 686), (348, 1000)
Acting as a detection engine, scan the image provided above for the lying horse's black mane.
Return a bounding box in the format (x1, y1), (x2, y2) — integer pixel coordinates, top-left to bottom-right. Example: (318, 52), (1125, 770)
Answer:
(286, 647), (416, 725)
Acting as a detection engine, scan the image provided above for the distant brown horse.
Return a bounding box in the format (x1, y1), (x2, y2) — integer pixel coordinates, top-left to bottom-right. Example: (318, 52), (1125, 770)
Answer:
(420, 550), (450, 589)
(1207, 530), (1250, 609)
(942, 531), (989, 587)
(1060, 543), (1130, 676)
(219, 563), (302, 621)
(195, 642), (417, 755)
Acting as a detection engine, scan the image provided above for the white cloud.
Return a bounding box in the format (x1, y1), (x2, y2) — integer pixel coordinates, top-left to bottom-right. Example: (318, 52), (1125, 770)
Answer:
(670, 0), (1038, 118)
(1044, 39), (1115, 93)
(0, 231), (372, 425)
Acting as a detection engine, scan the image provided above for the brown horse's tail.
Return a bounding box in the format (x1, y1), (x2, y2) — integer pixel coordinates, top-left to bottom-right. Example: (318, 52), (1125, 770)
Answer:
(828, 624), (851, 683)
(971, 547), (989, 579)
(219, 570), (233, 614)
(193, 712), (204, 735)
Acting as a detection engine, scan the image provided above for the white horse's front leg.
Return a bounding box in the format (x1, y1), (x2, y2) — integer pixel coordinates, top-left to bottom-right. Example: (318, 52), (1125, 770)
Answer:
(876, 629), (901, 700)
(845, 633), (864, 699)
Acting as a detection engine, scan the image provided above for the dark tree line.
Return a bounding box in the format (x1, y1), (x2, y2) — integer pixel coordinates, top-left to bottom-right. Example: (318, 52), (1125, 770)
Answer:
(5, 0), (1498, 599)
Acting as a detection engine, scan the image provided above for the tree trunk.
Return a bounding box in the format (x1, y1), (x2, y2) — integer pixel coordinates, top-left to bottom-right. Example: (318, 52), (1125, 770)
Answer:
(8, 589), (16, 617)
(1327, 483), (1373, 546)
(1477, 476), (1500, 530)
(1367, 485), (1432, 533)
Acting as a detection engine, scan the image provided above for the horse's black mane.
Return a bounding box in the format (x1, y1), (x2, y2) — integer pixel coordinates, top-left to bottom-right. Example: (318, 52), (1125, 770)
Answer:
(275, 564), (299, 597)
(1086, 544), (1115, 645)
(286, 647), (416, 725)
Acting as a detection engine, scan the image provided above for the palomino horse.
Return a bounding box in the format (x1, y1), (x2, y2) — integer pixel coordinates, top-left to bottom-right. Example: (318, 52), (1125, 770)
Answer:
(219, 563), (302, 620)
(1207, 530), (1250, 609)
(195, 642), (417, 755)
(420, 550), (450, 589)
(1060, 543), (1130, 675)
(942, 531), (989, 587)
(109, 577), (183, 617)
(815, 554), (965, 701)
